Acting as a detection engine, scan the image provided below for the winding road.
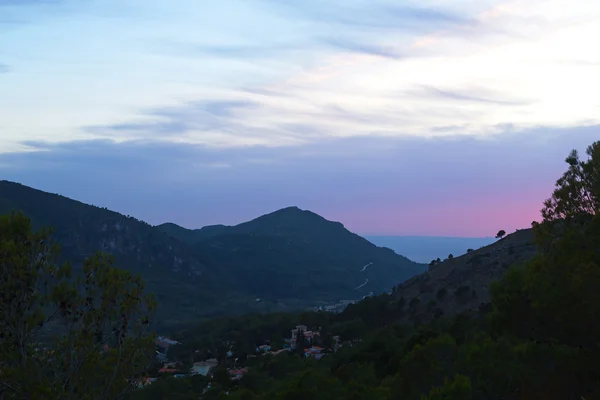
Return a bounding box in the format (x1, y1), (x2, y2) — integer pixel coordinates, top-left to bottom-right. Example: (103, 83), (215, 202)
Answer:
(360, 262), (373, 272)
(354, 279), (369, 290)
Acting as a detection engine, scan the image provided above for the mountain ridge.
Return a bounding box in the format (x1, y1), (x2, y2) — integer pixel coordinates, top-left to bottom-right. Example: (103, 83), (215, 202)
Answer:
(0, 180), (425, 328)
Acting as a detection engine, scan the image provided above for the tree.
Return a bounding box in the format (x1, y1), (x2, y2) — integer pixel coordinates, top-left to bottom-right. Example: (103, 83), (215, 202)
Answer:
(489, 141), (600, 397)
(495, 230), (506, 239)
(295, 330), (307, 356)
(447, 254), (454, 260)
(422, 374), (473, 400)
(541, 141), (600, 222)
(0, 212), (157, 400)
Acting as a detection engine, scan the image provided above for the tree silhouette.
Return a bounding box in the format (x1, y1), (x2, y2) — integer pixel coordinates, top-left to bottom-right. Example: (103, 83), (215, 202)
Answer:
(0, 212), (156, 400)
(541, 142), (600, 221)
(495, 230), (506, 239)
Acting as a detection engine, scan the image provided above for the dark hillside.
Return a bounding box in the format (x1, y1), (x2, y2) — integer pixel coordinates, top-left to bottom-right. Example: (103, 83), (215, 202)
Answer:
(159, 206), (426, 304)
(391, 228), (537, 322)
(0, 181), (425, 328)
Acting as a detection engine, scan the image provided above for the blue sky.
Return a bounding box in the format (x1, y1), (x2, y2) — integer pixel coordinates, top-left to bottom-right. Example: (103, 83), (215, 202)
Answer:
(1, 0), (599, 236)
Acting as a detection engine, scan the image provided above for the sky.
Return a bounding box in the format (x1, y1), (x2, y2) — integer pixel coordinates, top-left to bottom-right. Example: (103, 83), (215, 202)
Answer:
(0, 0), (599, 236)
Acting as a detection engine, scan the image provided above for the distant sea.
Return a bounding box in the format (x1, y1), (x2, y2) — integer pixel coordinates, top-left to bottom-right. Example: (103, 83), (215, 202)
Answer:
(365, 236), (497, 264)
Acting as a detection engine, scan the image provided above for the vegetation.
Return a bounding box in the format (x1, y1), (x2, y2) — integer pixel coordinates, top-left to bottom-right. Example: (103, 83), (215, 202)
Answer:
(132, 140), (600, 399)
(495, 230), (506, 239)
(0, 212), (156, 399)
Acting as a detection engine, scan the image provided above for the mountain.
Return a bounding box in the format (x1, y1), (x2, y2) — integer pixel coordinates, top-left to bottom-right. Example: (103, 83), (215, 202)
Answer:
(157, 207), (426, 303)
(365, 236), (497, 263)
(390, 228), (537, 322)
(0, 180), (425, 328)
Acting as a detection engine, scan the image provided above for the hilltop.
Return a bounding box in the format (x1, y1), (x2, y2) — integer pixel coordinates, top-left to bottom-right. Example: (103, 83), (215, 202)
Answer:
(0, 180), (425, 328)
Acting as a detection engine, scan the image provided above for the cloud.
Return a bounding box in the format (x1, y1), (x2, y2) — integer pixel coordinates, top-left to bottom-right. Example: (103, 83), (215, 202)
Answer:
(83, 100), (264, 143)
(2, 125), (598, 236)
(152, 41), (303, 60)
(2, 0), (600, 153)
(321, 38), (404, 59)
(262, 0), (470, 31)
(0, 64), (9, 73)
(414, 85), (533, 106)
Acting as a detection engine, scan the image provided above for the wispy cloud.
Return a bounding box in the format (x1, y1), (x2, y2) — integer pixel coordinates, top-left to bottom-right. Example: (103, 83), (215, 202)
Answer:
(262, 0), (470, 31)
(83, 100), (264, 143)
(0, 64), (9, 73)
(153, 41), (303, 60)
(321, 37), (403, 59)
(414, 85), (533, 106)
(1, 0), (599, 152)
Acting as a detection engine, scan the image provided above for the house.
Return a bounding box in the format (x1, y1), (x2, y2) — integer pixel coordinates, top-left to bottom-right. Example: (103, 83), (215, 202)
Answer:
(266, 348), (290, 356)
(291, 325), (308, 339)
(304, 346), (325, 360)
(136, 377), (157, 388)
(155, 339), (171, 361)
(256, 344), (272, 353)
(191, 358), (219, 376)
(158, 336), (179, 345)
(155, 336), (179, 361)
(292, 325), (320, 343)
(228, 367), (248, 381)
(159, 368), (179, 374)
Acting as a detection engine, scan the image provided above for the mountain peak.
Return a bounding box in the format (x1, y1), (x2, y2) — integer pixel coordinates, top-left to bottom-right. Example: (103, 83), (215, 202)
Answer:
(235, 206), (345, 236)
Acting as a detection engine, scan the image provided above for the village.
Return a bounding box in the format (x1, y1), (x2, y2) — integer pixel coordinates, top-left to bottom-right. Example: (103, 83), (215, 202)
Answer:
(137, 324), (348, 392)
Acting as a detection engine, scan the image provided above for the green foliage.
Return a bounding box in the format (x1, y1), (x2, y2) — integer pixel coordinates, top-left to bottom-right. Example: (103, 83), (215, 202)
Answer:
(129, 376), (206, 400)
(0, 212), (156, 399)
(421, 374), (472, 400)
